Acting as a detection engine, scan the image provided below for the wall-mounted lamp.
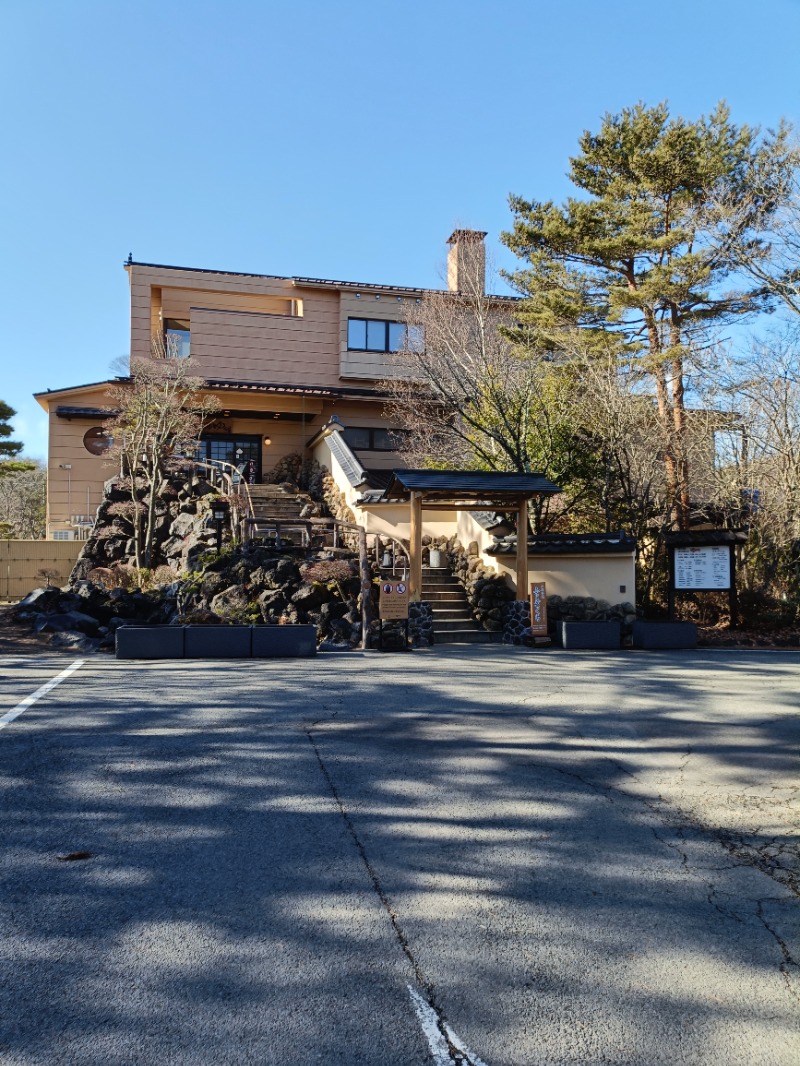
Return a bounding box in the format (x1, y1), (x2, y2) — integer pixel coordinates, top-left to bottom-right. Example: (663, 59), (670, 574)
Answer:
(263, 435), (272, 446)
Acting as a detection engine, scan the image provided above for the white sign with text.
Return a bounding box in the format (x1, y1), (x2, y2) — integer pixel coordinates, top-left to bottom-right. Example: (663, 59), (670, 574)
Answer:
(674, 546), (731, 590)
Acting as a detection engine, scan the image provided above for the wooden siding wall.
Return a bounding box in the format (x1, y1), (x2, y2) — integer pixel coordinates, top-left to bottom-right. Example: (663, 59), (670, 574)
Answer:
(46, 385), (116, 534)
(128, 265), (310, 362)
(1, 541), (82, 600)
(129, 266), (333, 385)
(162, 287), (295, 319)
(190, 300), (339, 387)
(338, 291), (420, 381)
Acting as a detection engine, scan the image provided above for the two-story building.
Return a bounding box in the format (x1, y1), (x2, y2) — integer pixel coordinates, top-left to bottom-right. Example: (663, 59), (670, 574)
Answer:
(34, 230), (640, 607)
(37, 232), (494, 540)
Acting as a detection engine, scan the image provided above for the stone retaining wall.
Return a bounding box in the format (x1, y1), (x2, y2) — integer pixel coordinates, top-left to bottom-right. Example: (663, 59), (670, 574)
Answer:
(504, 595), (638, 645)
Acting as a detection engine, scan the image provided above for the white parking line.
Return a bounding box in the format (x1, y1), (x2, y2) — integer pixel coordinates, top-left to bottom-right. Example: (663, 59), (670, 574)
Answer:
(0, 659), (85, 731)
(408, 985), (489, 1066)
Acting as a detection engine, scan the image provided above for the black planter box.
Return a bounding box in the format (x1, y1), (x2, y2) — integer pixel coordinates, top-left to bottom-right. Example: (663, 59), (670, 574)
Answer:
(184, 625), (252, 658)
(632, 621), (697, 649)
(116, 626), (185, 659)
(115, 624), (318, 660)
(561, 620), (621, 650)
(252, 625), (317, 658)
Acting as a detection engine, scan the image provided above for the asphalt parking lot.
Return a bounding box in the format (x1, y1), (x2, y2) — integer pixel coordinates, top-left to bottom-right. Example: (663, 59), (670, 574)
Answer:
(1, 647), (798, 1065)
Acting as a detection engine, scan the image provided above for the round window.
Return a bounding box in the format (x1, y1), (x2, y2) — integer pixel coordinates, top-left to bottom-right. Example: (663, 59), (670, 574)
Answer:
(83, 427), (112, 456)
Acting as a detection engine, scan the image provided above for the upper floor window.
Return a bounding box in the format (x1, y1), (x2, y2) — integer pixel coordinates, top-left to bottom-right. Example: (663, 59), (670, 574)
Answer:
(347, 318), (424, 353)
(164, 318), (191, 358)
(343, 427), (402, 451)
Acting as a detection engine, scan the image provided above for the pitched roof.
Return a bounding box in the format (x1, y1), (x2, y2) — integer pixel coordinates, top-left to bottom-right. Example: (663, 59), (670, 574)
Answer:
(382, 469), (561, 500)
(486, 531), (637, 556)
(126, 260), (518, 301)
(664, 530), (748, 546)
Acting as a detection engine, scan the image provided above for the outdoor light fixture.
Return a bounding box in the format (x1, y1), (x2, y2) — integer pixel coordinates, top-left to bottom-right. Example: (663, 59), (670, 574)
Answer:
(263, 435), (272, 446)
(211, 499), (230, 554)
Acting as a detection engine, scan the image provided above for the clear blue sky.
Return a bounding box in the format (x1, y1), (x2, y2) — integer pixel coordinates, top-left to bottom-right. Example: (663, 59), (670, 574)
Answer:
(2, 0), (799, 460)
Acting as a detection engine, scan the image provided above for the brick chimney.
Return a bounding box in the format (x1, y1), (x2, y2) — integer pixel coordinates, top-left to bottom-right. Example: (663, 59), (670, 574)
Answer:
(446, 229), (487, 295)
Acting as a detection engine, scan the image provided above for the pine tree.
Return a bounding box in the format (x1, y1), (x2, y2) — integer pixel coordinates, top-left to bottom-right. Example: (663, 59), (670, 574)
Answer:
(502, 102), (796, 530)
(0, 400), (29, 475)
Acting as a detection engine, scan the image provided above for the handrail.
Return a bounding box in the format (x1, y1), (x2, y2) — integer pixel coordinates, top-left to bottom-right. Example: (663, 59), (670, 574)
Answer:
(183, 457), (255, 545)
(329, 520), (408, 560)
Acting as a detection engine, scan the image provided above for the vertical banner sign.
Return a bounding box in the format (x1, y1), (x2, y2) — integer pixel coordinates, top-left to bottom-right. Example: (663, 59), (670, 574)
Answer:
(380, 578), (409, 620)
(247, 458), (257, 485)
(529, 581), (548, 636)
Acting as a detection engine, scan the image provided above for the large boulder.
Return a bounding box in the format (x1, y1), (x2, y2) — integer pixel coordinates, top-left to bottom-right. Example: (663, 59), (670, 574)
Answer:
(35, 610), (100, 636)
(291, 581), (328, 610)
(210, 585), (251, 618)
(16, 587), (62, 614)
(257, 589), (288, 621)
(44, 630), (101, 653)
(169, 512), (197, 538)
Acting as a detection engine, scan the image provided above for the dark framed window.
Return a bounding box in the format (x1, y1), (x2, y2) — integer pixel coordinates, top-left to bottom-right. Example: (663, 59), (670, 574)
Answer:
(164, 318), (191, 358)
(347, 318), (424, 353)
(343, 427), (403, 452)
(198, 434), (262, 483)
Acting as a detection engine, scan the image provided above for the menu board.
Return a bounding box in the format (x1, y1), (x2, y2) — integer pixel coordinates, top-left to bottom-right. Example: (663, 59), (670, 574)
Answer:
(674, 546), (731, 590)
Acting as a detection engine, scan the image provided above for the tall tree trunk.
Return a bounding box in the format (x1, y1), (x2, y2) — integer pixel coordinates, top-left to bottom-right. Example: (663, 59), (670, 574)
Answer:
(669, 306), (691, 531)
(640, 302), (680, 528)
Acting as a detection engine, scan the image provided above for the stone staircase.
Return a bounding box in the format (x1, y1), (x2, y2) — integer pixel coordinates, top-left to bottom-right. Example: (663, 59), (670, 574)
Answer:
(246, 484), (314, 544)
(422, 567), (499, 645)
(247, 484), (310, 522)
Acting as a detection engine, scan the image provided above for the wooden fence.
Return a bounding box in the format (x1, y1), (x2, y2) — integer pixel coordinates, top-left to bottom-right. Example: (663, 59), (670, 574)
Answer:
(0, 540), (82, 601)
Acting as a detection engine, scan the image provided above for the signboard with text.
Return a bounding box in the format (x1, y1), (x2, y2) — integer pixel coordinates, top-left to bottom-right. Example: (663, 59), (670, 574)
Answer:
(529, 581), (548, 636)
(674, 546), (731, 590)
(379, 578), (409, 620)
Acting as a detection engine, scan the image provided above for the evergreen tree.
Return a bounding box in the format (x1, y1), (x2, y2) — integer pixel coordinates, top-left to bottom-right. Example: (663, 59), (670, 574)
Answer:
(0, 400), (30, 475)
(502, 102), (796, 529)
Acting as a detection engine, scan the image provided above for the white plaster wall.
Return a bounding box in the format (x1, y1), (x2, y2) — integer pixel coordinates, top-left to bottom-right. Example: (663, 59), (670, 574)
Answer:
(493, 554), (636, 605)
(456, 511), (503, 574)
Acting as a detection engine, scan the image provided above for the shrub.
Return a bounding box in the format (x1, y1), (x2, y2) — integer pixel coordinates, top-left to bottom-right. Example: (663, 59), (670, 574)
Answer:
(302, 559), (356, 603)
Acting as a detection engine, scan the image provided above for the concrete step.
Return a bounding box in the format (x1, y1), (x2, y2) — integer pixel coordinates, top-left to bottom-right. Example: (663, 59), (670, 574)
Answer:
(434, 618), (485, 632)
(434, 629), (501, 645)
(251, 509), (305, 520)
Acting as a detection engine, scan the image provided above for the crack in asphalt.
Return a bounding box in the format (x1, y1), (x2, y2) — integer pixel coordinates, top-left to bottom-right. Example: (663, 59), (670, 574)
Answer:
(306, 724), (484, 1066)
(306, 698), (798, 1047)
(706, 883), (746, 924)
(756, 899), (800, 1004)
(565, 726), (799, 898)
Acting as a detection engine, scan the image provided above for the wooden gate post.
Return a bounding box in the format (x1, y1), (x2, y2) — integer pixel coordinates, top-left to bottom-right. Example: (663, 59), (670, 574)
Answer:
(516, 496), (529, 598)
(409, 491), (422, 602)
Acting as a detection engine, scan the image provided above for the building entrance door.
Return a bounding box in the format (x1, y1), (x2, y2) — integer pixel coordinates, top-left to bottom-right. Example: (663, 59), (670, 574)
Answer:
(201, 434), (262, 483)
